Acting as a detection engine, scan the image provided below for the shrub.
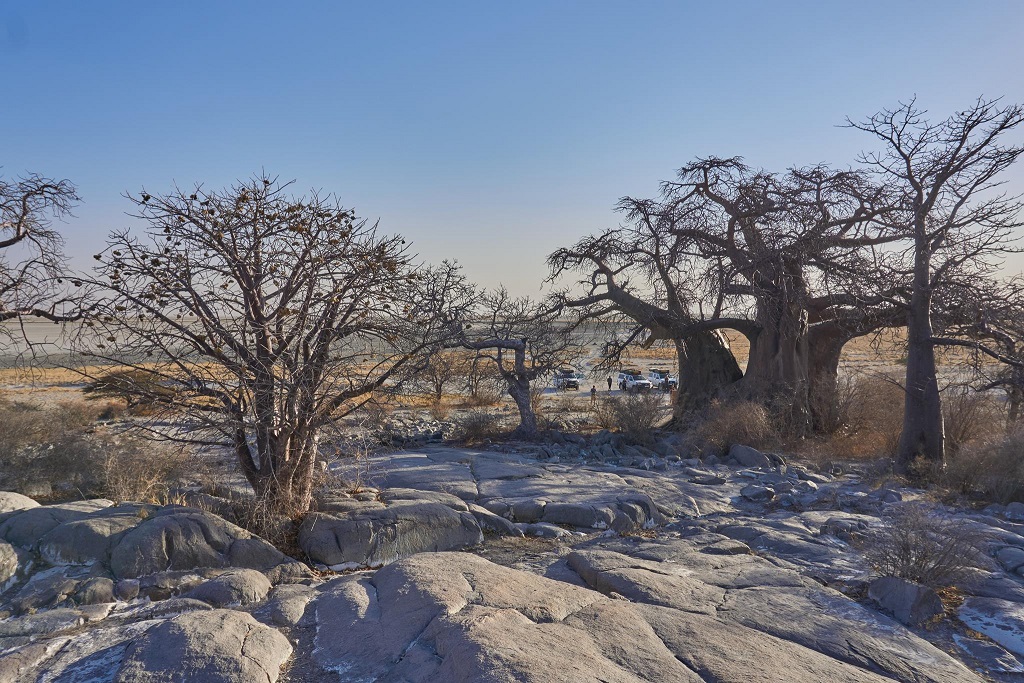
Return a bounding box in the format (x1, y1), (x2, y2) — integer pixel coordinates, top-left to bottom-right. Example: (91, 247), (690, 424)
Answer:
(455, 410), (505, 443)
(598, 393), (668, 444)
(942, 386), (1005, 456)
(860, 504), (990, 588)
(91, 435), (194, 504)
(428, 401), (452, 421)
(835, 375), (906, 458)
(695, 399), (778, 452)
(0, 396), (195, 503)
(943, 426), (1024, 503)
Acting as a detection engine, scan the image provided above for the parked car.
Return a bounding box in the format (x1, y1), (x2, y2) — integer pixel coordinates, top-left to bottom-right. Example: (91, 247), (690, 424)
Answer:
(617, 369), (653, 392)
(647, 368), (678, 392)
(552, 368), (581, 391)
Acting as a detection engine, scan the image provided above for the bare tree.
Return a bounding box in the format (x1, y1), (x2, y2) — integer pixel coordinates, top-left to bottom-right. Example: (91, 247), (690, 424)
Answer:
(76, 175), (469, 511)
(549, 159), (901, 431)
(850, 98), (1024, 470)
(0, 172), (82, 353)
(450, 287), (583, 438)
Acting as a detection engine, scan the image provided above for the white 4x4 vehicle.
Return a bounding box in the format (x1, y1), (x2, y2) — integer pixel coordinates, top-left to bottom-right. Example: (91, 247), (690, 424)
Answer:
(551, 368), (581, 391)
(647, 369), (678, 392)
(617, 370), (653, 393)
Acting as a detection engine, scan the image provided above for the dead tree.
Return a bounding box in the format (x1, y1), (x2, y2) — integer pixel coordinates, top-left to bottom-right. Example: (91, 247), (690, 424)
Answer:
(849, 98), (1024, 471)
(76, 175), (470, 512)
(0, 172), (82, 354)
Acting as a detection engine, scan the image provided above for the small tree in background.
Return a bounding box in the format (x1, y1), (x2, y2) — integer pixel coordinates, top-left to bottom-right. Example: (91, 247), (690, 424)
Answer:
(452, 287), (584, 438)
(0, 172), (83, 356)
(77, 175), (468, 512)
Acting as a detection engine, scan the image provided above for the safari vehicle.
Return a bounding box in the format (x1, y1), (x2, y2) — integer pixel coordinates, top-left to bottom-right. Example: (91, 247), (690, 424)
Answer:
(647, 368), (678, 392)
(552, 368), (581, 391)
(617, 369), (653, 392)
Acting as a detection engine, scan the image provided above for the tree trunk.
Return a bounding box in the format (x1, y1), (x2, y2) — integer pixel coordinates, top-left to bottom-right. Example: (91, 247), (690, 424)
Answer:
(897, 248), (944, 473)
(235, 426), (319, 513)
(807, 325), (847, 433)
(743, 299), (811, 433)
(675, 330), (743, 415)
(507, 376), (540, 438)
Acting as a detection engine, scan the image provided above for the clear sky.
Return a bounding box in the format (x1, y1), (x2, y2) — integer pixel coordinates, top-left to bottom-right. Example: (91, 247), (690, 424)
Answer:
(4, 1), (1023, 295)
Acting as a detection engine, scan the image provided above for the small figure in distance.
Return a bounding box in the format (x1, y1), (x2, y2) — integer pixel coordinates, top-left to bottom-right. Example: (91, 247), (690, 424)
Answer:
(606, 376), (613, 391)
(591, 385), (598, 407)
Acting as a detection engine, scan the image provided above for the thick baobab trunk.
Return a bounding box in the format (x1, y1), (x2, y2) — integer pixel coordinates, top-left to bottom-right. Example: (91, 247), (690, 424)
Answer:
(675, 331), (743, 416)
(807, 325), (847, 433)
(506, 376), (540, 438)
(743, 298), (812, 433)
(897, 251), (944, 473)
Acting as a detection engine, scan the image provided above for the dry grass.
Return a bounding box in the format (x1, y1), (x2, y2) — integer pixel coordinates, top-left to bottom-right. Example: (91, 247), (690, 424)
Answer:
(0, 396), (195, 502)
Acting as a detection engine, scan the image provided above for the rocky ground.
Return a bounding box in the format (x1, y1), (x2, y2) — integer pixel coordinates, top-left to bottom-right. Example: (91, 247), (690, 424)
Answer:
(3, 436), (1024, 682)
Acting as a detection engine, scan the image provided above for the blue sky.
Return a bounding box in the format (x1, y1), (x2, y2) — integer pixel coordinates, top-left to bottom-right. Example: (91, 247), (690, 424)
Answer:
(4, 1), (1023, 294)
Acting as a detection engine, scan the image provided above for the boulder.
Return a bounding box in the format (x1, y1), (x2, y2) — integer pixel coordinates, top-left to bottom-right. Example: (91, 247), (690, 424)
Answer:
(0, 500), (113, 549)
(729, 444), (771, 469)
(73, 577), (116, 605)
(109, 509), (287, 578)
(0, 492), (39, 515)
(299, 502), (482, 569)
(115, 609), (292, 682)
(868, 576), (944, 626)
(741, 484), (775, 502)
(185, 569), (272, 607)
(0, 541), (17, 587)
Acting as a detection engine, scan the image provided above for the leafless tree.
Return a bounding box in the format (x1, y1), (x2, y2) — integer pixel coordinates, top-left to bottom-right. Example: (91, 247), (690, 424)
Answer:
(0, 172), (82, 354)
(928, 276), (1024, 424)
(549, 159), (901, 431)
(850, 98), (1024, 471)
(448, 287), (584, 438)
(75, 175), (470, 511)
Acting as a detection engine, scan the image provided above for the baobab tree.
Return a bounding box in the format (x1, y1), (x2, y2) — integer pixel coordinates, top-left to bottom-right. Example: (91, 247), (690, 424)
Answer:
(549, 159), (901, 431)
(0, 172), (82, 352)
(850, 98), (1024, 471)
(77, 175), (470, 512)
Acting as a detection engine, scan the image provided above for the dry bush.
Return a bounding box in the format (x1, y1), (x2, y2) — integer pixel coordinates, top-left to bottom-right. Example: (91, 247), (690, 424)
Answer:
(695, 399), (778, 452)
(0, 396), (196, 503)
(91, 435), (194, 504)
(833, 375), (906, 458)
(0, 398), (101, 495)
(428, 401), (452, 421)
(811, 375), (859, 435)
(455, 410), (505, 443)
(943, 426), (1024, 503)
(591, 397), (619, 430)
(860, 504), (990, 588)
(942, 386), (1005, 456)
(601, 393), (668, 444)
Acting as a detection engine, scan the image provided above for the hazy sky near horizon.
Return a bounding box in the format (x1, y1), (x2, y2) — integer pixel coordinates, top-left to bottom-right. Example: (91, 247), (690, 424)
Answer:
(4, 1), (1024, 295)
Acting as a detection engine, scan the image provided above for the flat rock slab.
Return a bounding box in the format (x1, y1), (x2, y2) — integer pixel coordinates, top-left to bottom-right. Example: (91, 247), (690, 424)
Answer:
(300, 500), (483, 569)
(959, 597), (1024, 658)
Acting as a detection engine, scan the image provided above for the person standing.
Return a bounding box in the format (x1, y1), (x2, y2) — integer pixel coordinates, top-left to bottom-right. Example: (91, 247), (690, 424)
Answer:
(590, 385), (598, 407)
(606, 376), (613, 391)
